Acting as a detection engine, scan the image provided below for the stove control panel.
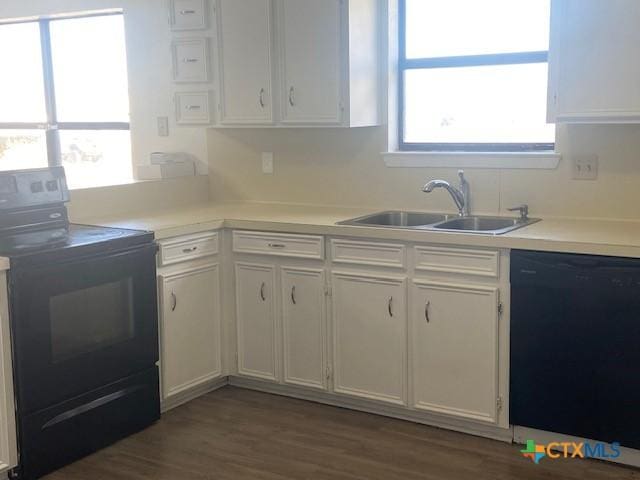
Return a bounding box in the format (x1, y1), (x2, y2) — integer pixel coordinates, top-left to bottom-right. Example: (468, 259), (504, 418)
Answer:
(0, 167), (69, 210)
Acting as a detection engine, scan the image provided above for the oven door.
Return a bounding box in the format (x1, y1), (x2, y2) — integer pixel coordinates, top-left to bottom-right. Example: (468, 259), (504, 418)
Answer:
(10, 243), (159, 414)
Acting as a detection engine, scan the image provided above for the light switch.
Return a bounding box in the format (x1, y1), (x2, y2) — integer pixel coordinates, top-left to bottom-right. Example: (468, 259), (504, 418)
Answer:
(572, 155), (598, 180)
(262, 152), (274, 174)
(157, 117), (169, 137)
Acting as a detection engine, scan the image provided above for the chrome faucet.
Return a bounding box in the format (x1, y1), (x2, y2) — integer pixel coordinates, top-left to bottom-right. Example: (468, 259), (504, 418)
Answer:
(422, 170), (470, 217)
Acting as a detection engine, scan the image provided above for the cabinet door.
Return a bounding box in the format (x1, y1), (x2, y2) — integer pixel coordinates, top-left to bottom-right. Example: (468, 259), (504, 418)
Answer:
(217, 0), (274, 124)
(411, 280), (499, 424)
(281, 267), (326, 390)
(0, 272), (17, 474)
(160, 264), (222, 402)
(332, 272), (406, 405)
(235, 263), (277, 381)
(279, 0), (342, 124)
(549, 0), (640, 122)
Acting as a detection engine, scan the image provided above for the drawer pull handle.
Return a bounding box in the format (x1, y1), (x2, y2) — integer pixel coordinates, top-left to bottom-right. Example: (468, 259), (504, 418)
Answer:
(182, 246), (198, 253)
(291, 286), (297, 305)
(425, 301), (430, 323)
(183, 58), (199, 63)
(388, 297), (393, 317)
(186, 105), (202, 111)
(171, 292), (177, 312)
(268, 243), (286, 249)
(260, 282), (266, 301)
(180, 9), (196, 15)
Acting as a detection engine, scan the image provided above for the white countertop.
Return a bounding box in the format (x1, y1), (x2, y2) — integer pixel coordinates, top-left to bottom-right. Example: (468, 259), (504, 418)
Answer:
(77, 202), (640, 258)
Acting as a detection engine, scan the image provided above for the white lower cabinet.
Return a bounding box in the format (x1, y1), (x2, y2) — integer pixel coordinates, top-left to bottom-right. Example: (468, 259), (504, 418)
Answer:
(281, 267), (327, 389)
(160, 264), (222, 403)
(235, 262), (278, 381)
(411, 280), (500, 424)
(331, 272), (407, 406)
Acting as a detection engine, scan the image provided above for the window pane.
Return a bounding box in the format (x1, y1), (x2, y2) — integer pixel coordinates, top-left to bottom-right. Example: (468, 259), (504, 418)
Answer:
(403, 63), (554, 145)
(50, 15), (130, 122)
(0, 130), (48, 170)
(405, 0), (550, 59)
(0, 23), (47, 122)
(60, 130), (133, 189)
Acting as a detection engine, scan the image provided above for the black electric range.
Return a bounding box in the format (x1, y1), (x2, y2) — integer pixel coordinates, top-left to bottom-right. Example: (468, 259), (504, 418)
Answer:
(0, 168), (160, 480)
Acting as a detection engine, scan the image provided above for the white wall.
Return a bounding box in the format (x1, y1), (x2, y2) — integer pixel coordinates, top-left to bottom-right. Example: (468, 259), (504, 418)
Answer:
(207, 122), (640, 221)
(0, 0), (210, 175)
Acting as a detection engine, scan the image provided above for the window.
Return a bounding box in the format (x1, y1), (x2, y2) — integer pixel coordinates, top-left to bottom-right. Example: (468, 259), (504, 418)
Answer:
(0, 12), (133, 188)
(399, 0), (555, 152)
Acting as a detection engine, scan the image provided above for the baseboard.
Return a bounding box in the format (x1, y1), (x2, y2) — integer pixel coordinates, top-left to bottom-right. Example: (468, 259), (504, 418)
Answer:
(514, 426), (640, 469)
(161, 377), (229, 412)
(229, 376), (513, 443)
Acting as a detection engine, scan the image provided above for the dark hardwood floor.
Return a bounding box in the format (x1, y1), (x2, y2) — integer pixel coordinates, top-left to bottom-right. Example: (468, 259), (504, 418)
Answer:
(45, 386), (638, 479)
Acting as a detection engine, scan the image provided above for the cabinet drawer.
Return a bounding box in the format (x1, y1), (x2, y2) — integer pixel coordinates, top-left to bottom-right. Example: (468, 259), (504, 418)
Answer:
(413, 245), (499, 278)
(232, 231), (324, 259)
(159, 232), (219, 266)
(331, 239), (405, 268)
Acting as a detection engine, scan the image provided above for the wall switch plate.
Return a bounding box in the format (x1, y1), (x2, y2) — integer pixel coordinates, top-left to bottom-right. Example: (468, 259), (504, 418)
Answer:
(572, 155), (598, 180)
(262, 152), (274, 174)
(157, 117), (169, 137)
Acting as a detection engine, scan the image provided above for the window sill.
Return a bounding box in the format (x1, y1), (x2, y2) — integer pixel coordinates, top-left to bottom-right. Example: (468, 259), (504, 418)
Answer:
(382, 151), (561, 169)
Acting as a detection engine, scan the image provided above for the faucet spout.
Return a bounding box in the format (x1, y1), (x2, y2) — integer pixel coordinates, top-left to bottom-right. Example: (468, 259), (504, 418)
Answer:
(422, 171), (471, 217)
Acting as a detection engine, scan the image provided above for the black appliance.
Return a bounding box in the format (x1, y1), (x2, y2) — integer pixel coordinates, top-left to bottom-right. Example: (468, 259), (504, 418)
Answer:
(0, 168), (160, 479)
(510, 250), (640, 449)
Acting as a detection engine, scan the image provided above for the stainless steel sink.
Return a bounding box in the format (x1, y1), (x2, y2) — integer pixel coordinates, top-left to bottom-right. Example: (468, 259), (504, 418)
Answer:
(432, 215), (540, 235)
(337, 211), (540, 234)
(337, 211), (453, 228)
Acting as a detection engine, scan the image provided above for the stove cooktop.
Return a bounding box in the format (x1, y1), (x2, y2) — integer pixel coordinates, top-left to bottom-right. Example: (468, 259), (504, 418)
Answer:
(0, 224), (154, 261)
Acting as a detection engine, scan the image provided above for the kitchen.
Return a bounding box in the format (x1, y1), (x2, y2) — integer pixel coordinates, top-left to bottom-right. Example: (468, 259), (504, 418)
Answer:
(0, 0), (639, 479)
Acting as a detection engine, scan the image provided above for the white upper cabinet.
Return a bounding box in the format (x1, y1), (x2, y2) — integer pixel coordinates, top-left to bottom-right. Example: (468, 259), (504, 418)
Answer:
(216, 0), (274, 124)
(411, 281), (500, 424)
(548, 0), (640, 123)
(278, 0), (342, 124)
(214, 0), (381, 127)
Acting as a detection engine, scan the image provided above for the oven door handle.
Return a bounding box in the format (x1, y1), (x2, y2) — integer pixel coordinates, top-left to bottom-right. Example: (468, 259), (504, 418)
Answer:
(41, 385), (147, 430)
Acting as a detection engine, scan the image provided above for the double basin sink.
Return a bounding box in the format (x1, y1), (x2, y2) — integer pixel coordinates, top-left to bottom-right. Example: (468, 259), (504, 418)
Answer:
(338, 211), (540, 235)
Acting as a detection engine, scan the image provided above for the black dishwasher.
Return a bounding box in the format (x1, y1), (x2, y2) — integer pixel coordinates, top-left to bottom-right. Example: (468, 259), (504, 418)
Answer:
(510, 250), (640, 448)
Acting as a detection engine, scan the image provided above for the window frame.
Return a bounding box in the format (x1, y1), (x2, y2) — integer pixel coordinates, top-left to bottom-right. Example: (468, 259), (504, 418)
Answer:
(0, 12), (130, 168)
(397, 0), (554, 153)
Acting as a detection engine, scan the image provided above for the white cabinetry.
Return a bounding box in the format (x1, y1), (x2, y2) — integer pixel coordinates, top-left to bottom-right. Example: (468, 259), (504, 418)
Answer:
(281, 267), (327, 389)
(233, 231), (327, 389)
(216, 0), (274, 124)
(235, 262), (278, 381)
(548, 0), (640, 123)
(160, 265), (222, 401)
(332, 272), (407, 406)
(157, 233), (224, 409)
(410, 280), (500, 424)
(278, 0), (342, 124)
(215, 0), (381, 127)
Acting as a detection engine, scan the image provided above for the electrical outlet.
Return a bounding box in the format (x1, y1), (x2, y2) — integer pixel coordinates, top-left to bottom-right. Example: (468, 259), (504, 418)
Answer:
(572, 155), (598, 180)
(262, 152), (274, 174)
(157, 117), (169, 137)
